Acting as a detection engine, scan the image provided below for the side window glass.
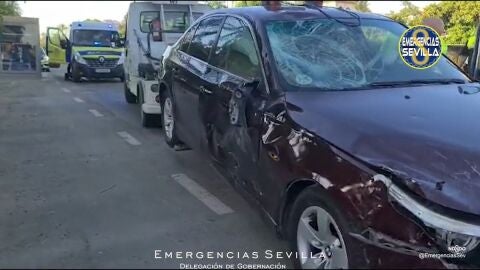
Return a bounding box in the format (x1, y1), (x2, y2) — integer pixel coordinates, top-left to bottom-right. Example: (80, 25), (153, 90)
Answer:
(140, 11), (160, 33)
(188, 16), (224, 62)
(210, 17), (260, 80)
(178, 24), (197, 53)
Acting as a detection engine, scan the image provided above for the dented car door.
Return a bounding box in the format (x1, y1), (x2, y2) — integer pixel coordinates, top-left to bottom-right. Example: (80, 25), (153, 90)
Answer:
(201, 16), (266, 195)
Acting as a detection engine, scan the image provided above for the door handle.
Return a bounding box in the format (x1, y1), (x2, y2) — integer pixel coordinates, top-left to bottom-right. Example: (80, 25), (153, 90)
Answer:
(199, 86), (212, 95)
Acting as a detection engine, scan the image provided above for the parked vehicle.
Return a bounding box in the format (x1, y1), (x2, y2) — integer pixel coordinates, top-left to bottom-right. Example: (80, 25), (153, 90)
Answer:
(123, 1), (210, 127)
(40, 47), (49, 72)
(158, 4), (480, 269)
(46, 21), (125, 82)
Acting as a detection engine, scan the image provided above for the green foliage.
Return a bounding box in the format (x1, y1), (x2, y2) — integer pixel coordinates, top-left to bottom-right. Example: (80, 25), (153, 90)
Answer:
(0, 1), (21, 17)
(420, 1), (480, 45)
(388, 1), (480, 45)
(353, 1), (370, 12)
(207, 1), (226, 9)
(387, 1), (421, 26)
(118, 13), (127, 38)
(234, 1), (262, 7)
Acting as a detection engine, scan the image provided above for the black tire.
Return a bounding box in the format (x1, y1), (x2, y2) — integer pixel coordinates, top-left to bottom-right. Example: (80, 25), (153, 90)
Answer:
(161, 91), (180, 147)
(72, 63), (81, 82)
(287, 186), (368, 269)
(124, 80), (137, 104)
(139, 86), (159, 128)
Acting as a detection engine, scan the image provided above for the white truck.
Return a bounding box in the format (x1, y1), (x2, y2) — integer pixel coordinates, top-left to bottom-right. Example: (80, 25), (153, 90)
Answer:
(123, 1), (210, 127)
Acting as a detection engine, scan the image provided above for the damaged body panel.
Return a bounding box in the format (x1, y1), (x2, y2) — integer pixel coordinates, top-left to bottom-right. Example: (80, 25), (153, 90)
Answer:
(160, 5), (480, 268)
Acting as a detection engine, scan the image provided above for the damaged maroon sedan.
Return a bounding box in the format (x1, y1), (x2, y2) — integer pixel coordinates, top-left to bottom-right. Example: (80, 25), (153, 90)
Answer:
(158, 4), (480, 269)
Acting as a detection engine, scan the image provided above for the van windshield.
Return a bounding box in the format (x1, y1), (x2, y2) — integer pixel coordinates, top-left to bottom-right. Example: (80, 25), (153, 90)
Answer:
(265, 18), (469, 91)
(72, 30), (120, 47)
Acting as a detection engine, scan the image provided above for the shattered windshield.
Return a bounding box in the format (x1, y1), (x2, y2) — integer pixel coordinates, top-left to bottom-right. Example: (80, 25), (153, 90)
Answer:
(72, 30), (120, 47)
(265, 19), (468, 91)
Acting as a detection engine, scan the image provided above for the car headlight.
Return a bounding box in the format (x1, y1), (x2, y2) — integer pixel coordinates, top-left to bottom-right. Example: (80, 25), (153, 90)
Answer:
(74, 52), (87, 65)
(117, 52), (125, 65)
(373, 174), (480, 253)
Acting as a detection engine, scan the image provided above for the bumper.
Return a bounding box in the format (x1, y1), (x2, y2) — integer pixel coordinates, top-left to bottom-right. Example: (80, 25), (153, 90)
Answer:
(142, 103), (161, 114)
(75, 62), (124, 78)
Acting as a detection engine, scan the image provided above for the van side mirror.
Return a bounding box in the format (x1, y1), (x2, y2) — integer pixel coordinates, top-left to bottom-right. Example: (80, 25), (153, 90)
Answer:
(60, 39), (68, 49)
(149, 19), (163, 42)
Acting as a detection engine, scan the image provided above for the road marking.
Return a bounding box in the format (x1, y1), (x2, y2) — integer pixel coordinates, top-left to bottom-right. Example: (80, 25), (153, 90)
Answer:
(117, 131), (141, 146)
(88, 109), (104, 117)
(73, 97), (84, 103)
(62, 87), (71, 93)
(171, 173), (234, 215)
(55, 80), (61, 85)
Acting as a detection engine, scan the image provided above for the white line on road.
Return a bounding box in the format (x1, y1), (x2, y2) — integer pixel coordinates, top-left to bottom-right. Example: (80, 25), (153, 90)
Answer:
(117, 131), (141, 146)
(171, 173), (234, 215)
(88, 109), (104, 117)
(62, 87), (71, 93)
(73, 97), (84, 103)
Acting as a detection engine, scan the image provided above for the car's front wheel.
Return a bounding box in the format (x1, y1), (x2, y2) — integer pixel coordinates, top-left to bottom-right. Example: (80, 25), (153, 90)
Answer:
(287, 186), (367, 269)
(161, 92), (179, 147)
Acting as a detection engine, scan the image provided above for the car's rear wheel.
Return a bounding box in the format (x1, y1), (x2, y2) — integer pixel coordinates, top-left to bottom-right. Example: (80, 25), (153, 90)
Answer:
(287, 186), (367, 269)
(162, 92), (179, 147)
(124, 80), (136, 104)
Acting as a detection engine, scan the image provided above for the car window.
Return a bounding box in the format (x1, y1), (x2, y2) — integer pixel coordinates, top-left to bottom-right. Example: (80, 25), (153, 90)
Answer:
(192, 12), (203, 22)
(163, 11), (189, 33)
(188, 16), (224, 62)
(140, 11), (160, 33)
(178, 24), (197, 53)
(210, 17), (260, 80)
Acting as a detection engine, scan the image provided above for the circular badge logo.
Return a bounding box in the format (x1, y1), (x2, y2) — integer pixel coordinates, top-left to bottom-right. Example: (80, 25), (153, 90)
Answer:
(399, 25), (442, 69)
(98, 56), (105, 63)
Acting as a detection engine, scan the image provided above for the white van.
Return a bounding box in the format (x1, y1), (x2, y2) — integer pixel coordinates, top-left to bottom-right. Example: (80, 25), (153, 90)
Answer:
(124, 1), (210, 127)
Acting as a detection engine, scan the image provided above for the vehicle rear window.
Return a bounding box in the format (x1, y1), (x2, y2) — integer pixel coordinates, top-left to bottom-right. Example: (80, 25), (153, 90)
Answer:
(164, 11), (189, 33)
(188, 16), (224, 62)
(140, 11), (160, 33)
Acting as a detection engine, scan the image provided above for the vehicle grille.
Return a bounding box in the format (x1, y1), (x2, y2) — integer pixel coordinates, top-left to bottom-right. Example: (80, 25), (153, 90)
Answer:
(85, 58), (118, 68)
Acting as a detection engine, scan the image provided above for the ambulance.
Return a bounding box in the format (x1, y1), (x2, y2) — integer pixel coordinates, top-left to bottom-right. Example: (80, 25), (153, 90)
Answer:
(46, 21), (125, 82)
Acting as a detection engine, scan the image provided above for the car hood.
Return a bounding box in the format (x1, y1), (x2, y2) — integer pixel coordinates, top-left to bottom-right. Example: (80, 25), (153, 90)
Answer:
(285, 84), (480, 216)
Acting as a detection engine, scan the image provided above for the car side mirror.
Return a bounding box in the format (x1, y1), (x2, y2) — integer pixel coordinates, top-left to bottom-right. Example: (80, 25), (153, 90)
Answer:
(60, 39), (68, 49)
(228, 79), (262, 127)
(149, 19), (163, 42)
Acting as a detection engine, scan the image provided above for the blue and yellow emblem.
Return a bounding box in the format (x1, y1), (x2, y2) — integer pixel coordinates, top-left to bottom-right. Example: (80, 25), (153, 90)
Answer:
(399, 25), (442, 69)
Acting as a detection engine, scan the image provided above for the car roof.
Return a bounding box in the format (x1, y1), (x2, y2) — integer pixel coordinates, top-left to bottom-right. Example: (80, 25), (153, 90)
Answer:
(207, 5), (392, 24)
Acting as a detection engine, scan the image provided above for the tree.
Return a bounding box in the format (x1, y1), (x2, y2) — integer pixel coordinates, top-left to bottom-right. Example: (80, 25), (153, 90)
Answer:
(353, 1), (370, 12)
(118, 13), (127, 38)
(85, 18), (102, 22)
(207, 1), (226, 9)
(387, 1), (421, 26)
(420, 1), (480, 45)
(234, 1), (262, 7)
(0, 1), (21, 17)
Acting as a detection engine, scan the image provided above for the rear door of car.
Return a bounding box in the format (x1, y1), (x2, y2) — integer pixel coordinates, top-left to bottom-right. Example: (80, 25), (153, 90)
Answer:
(171, 15), (225, 149)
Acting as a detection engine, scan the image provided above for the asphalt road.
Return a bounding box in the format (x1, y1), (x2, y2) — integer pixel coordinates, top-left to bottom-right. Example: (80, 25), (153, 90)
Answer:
(0, 69), (291, 268)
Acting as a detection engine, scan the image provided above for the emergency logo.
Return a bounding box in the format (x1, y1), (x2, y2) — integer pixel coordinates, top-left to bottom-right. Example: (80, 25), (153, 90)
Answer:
(399, 25), (442, 69)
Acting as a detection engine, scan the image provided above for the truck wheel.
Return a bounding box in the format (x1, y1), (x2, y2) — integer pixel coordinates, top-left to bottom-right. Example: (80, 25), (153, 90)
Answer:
(72, 64), (81, 82)
(139, 87), (159, 128)
(161, 91), (180, 147)
(124, 80), (136, 104)
(287, 186), (368, 269)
